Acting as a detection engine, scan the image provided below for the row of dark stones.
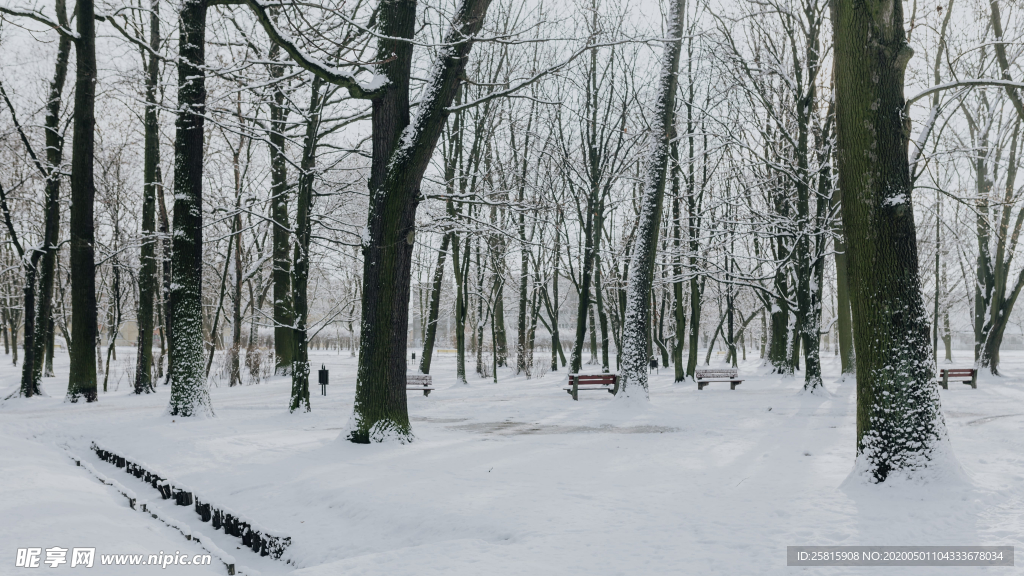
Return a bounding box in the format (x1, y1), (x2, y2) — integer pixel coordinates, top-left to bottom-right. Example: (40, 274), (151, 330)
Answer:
(92, 444), (291, 560)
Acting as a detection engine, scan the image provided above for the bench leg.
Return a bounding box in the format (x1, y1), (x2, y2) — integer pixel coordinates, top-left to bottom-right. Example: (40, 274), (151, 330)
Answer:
(698, 381), (707, 391)
(730, 381), (741, 390)
(572, 380), (579, 401)
(942, 373), (949, 390)
(423, 389), (430, 397)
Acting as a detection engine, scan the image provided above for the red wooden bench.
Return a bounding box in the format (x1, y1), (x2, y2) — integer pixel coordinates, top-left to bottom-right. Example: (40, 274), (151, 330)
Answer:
(938, 368), (977, 390)
(563, 373), (618, 400)
(407, 374), (435, 396)
(696, 368), (743, 390)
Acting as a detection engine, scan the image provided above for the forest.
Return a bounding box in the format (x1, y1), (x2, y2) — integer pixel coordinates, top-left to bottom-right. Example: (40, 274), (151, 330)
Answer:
(1, 0), (1023, 486)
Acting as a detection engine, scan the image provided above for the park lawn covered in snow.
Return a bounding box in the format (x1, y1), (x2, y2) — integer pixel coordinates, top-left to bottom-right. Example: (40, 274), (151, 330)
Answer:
(1, 348), (1022, 575)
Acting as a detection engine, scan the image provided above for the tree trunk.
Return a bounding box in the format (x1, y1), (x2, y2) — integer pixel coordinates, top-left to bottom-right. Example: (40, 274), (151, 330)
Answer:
(476, 239), (487, 375)
(66, 0), (99, 402)
(452, 230), (470, 384)
(230, 208), (243, 387)
(204, 231), (233, 378)
(569, 200), (598, 373)
(833, 187), (855, 375)
(44, 316), (55, 377)
(618, 0), (683, 399)
(491, 271), (507, 367)
(134, 0), (160, 394)
(671, 142), (686, 382)
(595, 251), (611, 372)
(30, 5), (71, 389)
(290, 74), (324, 412)
(102, 264), (122, 393)
(347, 0), (493, 443)
(832, 0), (946, 482)
(168, 0), (212, 416)
(158, 169), (172, 384)
(269, 39), (295, 377)
(418, 233), (450, 374)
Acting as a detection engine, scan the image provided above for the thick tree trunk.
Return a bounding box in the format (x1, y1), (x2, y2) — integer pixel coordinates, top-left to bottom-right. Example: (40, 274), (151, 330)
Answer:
(168, 0), (212, 416)
(134, 0), (160, 394)
(768, 287), (792, 373)
(618, 0), (683, 399)
(269, 40), (295, 376)
(67, 0), (99, 402)
(348, 0), (493, 443)
(832, 0), (946, 482)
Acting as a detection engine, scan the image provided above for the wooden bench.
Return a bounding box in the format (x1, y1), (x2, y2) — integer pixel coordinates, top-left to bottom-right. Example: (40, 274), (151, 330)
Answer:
(938, 368), (977, 390)
(563, 373), (619, 400)
(407, 374), (435, 396)
(696, 368), (743, 390)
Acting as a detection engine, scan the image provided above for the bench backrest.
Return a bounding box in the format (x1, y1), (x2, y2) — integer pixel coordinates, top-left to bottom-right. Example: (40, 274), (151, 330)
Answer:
(569, 374), (617, 385)
(407, 374), (433, 386)
(695, 368), (738, 378)
(940, 369), (975, 377)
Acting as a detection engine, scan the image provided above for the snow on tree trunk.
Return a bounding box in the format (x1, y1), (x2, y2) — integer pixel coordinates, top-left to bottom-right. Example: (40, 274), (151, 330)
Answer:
(269, 39), (295, 377)
(831, 0), (949, 482)
(168, 0), (212, 417)
(31, 9), (71, 391)
(617, 0), (684, 401)
(347, 0), (493, 443)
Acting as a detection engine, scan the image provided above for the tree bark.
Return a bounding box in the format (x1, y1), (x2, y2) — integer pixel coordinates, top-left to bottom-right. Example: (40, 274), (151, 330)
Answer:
(452, 228), (471, 384)
(168, 0), (212, 416)
(348, 0), (493, 442)
(32, 6), (71, 389)
(290, 74), (325, 412)
(618, 0), (684, 398)
(418, 233), (450, 374)
(671, 142), (686, 382)
(158, 169), (172, 384)
(833, 187), (855, 375)
(134, 0), (160, 394)
(230, 207), (243, 387)
(832, 0), (946, 482)
(67, 0), (99, 402)
(269, 38), (295, 376)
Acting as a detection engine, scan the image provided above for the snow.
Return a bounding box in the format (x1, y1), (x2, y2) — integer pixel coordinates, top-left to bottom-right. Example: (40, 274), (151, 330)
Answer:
(2, 348), (1022, 575)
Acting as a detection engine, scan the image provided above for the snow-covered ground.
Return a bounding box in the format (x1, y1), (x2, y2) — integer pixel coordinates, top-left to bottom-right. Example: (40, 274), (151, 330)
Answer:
(1, 347), (1021, 575)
